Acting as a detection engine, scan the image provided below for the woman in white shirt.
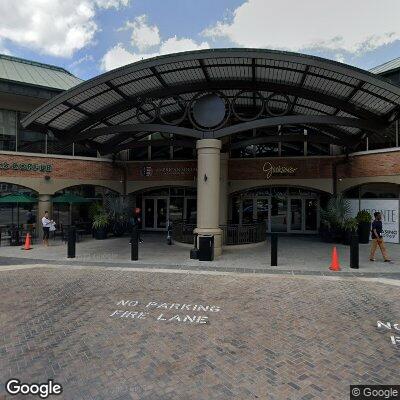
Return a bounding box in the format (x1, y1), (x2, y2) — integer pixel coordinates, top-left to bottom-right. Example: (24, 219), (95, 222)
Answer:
(41, 211), (53, 246)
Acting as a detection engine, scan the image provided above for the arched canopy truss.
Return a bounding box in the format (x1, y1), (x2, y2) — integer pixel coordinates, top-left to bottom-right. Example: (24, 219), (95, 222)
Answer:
(22, 49), (400, 155)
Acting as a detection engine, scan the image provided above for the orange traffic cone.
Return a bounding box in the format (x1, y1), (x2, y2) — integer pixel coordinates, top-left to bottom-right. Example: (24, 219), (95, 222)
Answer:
(329, 246), (340, 271)
(21, 233), (32, 250)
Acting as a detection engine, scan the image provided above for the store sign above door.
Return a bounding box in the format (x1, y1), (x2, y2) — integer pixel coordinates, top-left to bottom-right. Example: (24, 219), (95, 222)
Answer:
(0, 161), (52, 173)
(140, 166), (197, 177)
(263, 162), (297, 179)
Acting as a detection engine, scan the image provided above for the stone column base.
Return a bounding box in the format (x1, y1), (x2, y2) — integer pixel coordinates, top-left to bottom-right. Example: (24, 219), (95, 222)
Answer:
(194, 227), (223, 258)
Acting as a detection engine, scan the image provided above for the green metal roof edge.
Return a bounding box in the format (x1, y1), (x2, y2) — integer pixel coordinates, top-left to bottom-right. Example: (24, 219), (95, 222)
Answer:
(0, 76), (67, 93)
(369, 57), (400, 75)
(0, 53), (80, 78)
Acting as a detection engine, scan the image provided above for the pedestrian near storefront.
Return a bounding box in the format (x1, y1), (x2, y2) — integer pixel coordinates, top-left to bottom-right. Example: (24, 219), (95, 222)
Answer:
(41, 211), (53, 247)
(129, 208), (143, 244)
(369, 212), (391, 262)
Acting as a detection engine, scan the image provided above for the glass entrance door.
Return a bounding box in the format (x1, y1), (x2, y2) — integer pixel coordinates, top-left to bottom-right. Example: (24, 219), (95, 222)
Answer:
(143, 197), (169, 230)
(288, 198), (303, 231)
(271, 196), (287, 232)
(144, 198), (155, 229)
(305, 198), (318, 232)
(156, 198), (167, 229)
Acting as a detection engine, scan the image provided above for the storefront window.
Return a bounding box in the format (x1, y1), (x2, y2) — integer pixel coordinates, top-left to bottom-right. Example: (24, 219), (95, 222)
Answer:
(305, 199), (318, 231)
(344, 183), (399, 199)
(0, 183), (38, 226)
(53, 185), (118, 226)
(73, 143), (98, 158)
(47, 131), (72, 156)
(0, 109), (16, 151)
(289, 199), (302, 230)
(256, 198), (269, 223)
(132, 187), (197, 228)
(185, 198), (197, 223)
(271, 197), (287, 232)
(169, 197), (184, 221)
(230, 186), (322, 233)
(231, 197), (240, 224)
(242, 199), (254, 223)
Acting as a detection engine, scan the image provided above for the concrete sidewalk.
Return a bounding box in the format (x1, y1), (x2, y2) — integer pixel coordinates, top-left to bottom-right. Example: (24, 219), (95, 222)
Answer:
(0, 233), (399, 276)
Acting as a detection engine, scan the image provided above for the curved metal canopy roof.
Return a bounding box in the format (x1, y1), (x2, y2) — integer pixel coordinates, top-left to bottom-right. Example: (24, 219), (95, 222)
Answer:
(22, 48), (400, 154)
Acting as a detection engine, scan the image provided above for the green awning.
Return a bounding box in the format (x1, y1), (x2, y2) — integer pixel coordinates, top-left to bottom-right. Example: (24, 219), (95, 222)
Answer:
(52, 193), (91, 204)
(0, 194), (37, 203)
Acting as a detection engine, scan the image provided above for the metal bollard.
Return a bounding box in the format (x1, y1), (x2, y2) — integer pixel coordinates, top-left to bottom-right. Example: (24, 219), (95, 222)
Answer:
(350, 232), (359, 269)
(190, 233), (199, 259)
(167, 222), (172, 245)
(67, 226), (76, 258)
(131, 227), (139, 261)
(271, 233), (278, 266)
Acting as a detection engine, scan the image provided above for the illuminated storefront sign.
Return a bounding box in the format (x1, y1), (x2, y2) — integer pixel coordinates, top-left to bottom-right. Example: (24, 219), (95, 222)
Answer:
(262, 162), (297, 179)
(0, 161), (52, 173)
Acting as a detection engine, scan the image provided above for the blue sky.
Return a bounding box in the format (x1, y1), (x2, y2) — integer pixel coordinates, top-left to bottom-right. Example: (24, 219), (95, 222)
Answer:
(0, 0), (399, 80)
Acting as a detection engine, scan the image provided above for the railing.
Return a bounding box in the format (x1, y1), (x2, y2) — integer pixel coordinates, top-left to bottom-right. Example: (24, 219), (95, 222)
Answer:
(172, 220), (267, 245)
(220, 222), (267, 245)
(171, 220), (197, 244)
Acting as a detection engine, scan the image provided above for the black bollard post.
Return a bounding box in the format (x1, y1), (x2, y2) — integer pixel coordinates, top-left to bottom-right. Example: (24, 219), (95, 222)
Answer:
(190, 233), (199, 259)
(271, 233), (278, 266)
(67, 226), (76, 258)
(131, 226), (139, 261)
(350, 232), (359, 269)
(167, 222), (172, 245)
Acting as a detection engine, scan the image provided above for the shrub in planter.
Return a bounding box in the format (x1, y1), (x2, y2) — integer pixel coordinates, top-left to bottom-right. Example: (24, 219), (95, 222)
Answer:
(320, 195), (351, 243)
(92, 212), (109, 240)
(343, 217), (358, 245)
(319, 222), (333, 242)
(356, 210), (372, 244)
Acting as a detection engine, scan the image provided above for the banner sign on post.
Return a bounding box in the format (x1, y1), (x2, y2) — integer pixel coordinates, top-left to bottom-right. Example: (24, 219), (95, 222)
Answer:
(348, 199), (399, 243)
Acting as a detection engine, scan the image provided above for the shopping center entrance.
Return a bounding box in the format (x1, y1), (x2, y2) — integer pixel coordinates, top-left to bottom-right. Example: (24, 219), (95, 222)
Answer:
(136, 187), (197, 232)
(230, 187), (325, 234)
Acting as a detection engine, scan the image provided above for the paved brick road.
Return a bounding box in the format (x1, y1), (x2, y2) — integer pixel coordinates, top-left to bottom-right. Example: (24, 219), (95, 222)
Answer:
(0, 266), (399, 399)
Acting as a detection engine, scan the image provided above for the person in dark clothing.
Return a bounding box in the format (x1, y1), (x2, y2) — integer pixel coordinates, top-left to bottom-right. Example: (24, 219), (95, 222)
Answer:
(369, 212), (391, 262)
(129, 208), (143, 244)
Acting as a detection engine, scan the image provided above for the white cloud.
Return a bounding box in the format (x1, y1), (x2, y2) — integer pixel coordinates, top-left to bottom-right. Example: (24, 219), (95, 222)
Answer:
(101, 36), (210, 71)
(69, 54), (94, 68)
(95, 0), (129, 8)
(160, 36), (209, 54)
(203, 0), (400, 55)
(121, 15), (161, 51)
(0, 0), (129, 58)
(100, 43), (153, 71)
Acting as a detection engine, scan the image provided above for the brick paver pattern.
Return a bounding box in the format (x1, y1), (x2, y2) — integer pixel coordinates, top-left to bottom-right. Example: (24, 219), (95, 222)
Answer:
(0, 267), (399, 399)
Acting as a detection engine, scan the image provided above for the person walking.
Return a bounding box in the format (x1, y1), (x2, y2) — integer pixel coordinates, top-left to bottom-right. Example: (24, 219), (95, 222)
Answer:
(369, 212), (391, 262)
(41, 211), (53, 247)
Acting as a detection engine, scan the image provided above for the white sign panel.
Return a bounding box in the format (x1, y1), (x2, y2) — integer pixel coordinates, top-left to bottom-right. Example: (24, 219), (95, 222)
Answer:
(361, 199), (399, 243)
(348, 199), (399, 243)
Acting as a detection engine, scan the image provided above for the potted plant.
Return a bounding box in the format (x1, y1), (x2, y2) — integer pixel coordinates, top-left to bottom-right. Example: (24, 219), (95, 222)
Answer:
(92, 211), (109, 240)
(343, 217), (358, 245)
(319, 219), (333, 242)
(104, 195), (131, 237)
(319, 195), (351, 243)
(356, 210), (372, 244)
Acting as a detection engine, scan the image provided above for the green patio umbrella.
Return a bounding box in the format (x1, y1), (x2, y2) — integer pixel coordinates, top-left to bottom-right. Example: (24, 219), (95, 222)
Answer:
(0, 193), (37, 226)
(52, 193), (91, 224)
